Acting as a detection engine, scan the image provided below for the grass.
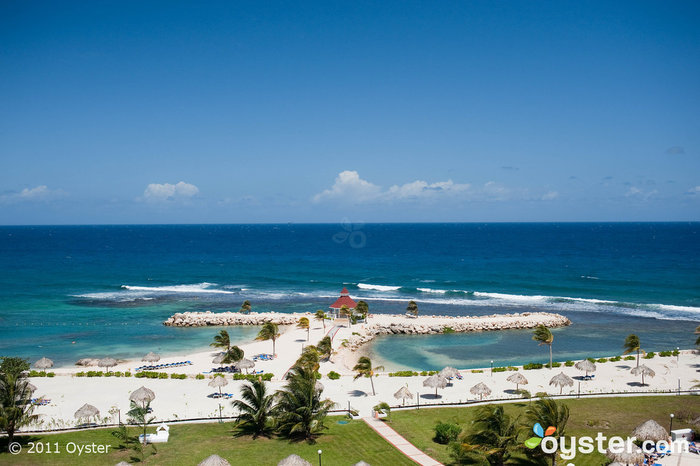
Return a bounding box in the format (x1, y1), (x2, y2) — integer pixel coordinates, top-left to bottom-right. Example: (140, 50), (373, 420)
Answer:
(388, 395), (700, 465)
(0, 416), (414, 465)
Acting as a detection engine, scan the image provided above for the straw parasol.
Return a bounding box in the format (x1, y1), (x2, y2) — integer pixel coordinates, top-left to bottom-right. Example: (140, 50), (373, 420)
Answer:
(142, 352), (161, 363)
(549, 372), (574, 394)
(315, 380), (324, 392)
(574, 359), (597, 377)
(76, 358), (99, 367)
(605, 447), (644, 465)
(208, 375), (228, 396)
(212, 353), (226, 365)
(98, 357), (118, 372)
(439, 366), (459, 379)
(394, 385), (414, 406)
(278, 454), (312, 466)
(632, 419), (668, 442)
(470, 382), (492, 400)
(129, 386), (156, 406)
(34, 357), (54, 372)
(74, 403), (100, 420)
(423, 374), (448, 397)
(506, 372), (528, 391)
(630, 365), (655, 385)
(198, 454), (231, 466)
(236, 358), (255, 374)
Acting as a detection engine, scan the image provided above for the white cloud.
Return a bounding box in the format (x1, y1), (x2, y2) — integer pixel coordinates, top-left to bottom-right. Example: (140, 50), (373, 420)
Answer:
(686, 186), (700, 195)
(0, 185), (64, 204)
(625, 186), (657, 200)
(386, 179), (470, 199)
(312, 171), (382, 203)
(143, 181), (199, 202)
(541, 191), (559, 201)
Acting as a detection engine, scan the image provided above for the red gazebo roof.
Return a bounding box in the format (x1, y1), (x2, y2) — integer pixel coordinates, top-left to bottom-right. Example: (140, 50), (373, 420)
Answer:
(330, 288), (357, 310)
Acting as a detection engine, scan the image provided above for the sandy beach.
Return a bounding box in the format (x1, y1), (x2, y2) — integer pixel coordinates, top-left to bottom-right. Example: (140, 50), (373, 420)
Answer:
(21, 315), (700, 431)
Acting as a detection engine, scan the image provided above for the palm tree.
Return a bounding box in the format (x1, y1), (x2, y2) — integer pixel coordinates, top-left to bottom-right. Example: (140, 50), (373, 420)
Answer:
(356, 300), (369, 321)
(340, 305), (353, 327)
(525, 398), (569, 466)
(694, 325), (700, 347)
(127, 400), (155, 447)
(297, 317), (310, 341)
(316, 336), (332, 361)
(240, 300), (252, 314)
(294, 346), (320, 372)
(532, 325), (554, 369)
(406, 300), (419, 317)
(314, 309), (327, 330)
(256, 322), (280, 356)
(0, 372), (38, 445)
(623, 334), (643, 368)
(232, 379), (275, 438)
(274, 366), (335, 442)
(353, 356), (384, 396)
(460, 405), (521, 466)
(223, 346), (244, 364)
(210, 330), (231, 351)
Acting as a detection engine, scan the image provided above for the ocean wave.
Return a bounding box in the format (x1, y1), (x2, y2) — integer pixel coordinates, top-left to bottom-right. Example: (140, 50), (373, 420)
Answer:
(417, 287), (448, 294)
(357, 283), (402, 292)
(121, 283), (234, 294)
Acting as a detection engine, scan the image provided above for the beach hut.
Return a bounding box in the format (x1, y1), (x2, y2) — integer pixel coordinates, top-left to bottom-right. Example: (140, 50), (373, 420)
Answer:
(74, 403), (100, 421)
(34, 357), (53, 373)
(574, 360), (596, 378)
(278, 454), (312, 466)
(506, 373), (528, 391)
(329, 288), (357, 318)
(208, 375), (228, 397)
(423, 374), (448, 397)
(394, 385), (414, 406)
(142, 352), (161, 363)
(129, 386), (156, 407)
(98, 357), (118, 372)
(549, 372), (574, 394)
(630, 365), (655, 386)
(470, 382), (492, 400)
(632, 419), (668, 442)
(198, 455), (231, 466)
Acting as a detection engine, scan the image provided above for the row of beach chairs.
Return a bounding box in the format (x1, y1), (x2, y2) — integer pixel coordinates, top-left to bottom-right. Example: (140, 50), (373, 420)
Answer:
(252, 354), (273, 361)
(31, 398), (50, 406)
(135, 361), (192, 372)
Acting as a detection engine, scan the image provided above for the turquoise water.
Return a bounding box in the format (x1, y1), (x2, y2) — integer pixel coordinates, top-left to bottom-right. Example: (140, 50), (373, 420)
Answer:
(0, 223), (698, 368)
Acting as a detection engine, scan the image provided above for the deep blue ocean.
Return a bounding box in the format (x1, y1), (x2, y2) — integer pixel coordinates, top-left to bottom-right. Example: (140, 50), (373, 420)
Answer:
(0, 223), (698, 369)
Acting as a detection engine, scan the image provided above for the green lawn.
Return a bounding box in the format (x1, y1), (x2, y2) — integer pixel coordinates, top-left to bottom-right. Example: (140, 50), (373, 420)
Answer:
(0, 416), (414, 465)
(388, 395), (700, 465)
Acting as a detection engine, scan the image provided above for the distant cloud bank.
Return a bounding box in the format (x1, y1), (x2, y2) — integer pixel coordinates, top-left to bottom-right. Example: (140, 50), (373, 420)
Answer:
(0, 185), (64, 204)
(143, 181), (199, 202)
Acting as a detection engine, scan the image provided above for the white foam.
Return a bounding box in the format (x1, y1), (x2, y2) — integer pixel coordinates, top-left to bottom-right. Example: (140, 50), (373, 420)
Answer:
(121, 283), (234, 294)
(357, 283), (401, 292)
(417, 288), (448, 294)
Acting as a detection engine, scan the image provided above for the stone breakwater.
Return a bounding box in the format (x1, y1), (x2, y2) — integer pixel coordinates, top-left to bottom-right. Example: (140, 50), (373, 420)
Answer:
(164, 311), (311, 327)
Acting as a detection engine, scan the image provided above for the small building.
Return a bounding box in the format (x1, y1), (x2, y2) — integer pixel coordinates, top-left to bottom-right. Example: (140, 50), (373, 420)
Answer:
(329, 287), (357, 318)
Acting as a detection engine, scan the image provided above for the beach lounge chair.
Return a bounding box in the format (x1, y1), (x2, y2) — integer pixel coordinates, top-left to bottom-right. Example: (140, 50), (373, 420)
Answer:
(138, 423), (169, 444)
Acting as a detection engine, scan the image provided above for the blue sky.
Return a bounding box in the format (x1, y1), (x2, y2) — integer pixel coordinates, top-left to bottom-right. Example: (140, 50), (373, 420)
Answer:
(1, 1), (699, 224)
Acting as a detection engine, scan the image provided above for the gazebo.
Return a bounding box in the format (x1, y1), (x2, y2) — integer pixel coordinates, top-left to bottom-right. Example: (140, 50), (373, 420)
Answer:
(329, 288), (357, 318)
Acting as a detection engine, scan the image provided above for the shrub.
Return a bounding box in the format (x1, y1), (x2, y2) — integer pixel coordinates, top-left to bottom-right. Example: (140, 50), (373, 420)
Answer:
(233, 373), (273, 382)
(86, 371), (104, 377)
(644, 352), (655, 359)
(523, 363), (544, 370)
(659, 350), (679, 357)
(46, 372), (55, 378)
(519, 389), (531, 399)
(442, 327), (455, 334)
(587, 357), (596, 363)
(471, 369), (484, 373)
(535, 391), (549, 398)
(492, 367), (507, 373)
(564, 360), (574, 367)
(624, 355), (635, 361)
(433, 421), (461, 444)
(75, 371), (86, 377)
(545, 362), (562, 368)
(28, 370), (54, 377)
(420, 371), (428, 376)
(124, 371), (131, 377)
(507, 366), (518, 371)
(314, 371), (322, 379)
(327, 371), (341, 380)
(610, 356), (621, 362)
(596, 358), (608, 363)
(388, 370), (419, 377)
(195, 374), (205, 380)
(170, 373), (187, 380)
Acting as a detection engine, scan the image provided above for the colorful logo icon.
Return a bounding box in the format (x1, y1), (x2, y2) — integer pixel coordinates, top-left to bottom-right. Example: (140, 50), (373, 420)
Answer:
(525, 423), (557, 449)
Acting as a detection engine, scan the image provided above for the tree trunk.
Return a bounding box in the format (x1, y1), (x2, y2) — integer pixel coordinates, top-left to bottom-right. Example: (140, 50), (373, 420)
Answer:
(636, 350), (640, 368)
(370, 376), (375, 396)
(273, 338), (276, 356)
(549, 344), (553, 369)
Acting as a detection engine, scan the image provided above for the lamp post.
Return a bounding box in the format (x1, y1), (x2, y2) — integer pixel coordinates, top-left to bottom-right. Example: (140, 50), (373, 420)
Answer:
(670, 413), (674, 433)
(677, 347), (680, 363)
(490, 360), (494, 376)
(318, 449), (322, 466)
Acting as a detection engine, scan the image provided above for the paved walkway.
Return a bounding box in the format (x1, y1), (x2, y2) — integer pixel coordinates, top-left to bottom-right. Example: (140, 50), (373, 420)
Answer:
(363, 416), (443, 466)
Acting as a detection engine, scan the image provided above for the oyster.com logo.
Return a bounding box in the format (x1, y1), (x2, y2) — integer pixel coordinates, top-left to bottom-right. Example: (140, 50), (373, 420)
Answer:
(525, 423), (556, 449)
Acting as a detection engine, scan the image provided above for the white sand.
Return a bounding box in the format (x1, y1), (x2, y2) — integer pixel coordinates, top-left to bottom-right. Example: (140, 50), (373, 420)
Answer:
(24, 319), (700, 430)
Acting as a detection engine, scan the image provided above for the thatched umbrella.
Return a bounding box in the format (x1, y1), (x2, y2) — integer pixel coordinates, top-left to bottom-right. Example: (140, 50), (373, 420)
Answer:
(605, 447), (644, 465)
(142, 352), (161, 363)
(208, 375), (228, 396)
(630, 365), (655, 386)
(76, 358), (99, 367)
(236, 358), (255, 374)
(423, 374), (448, 397)
(212, 354), (226, 365)
(278, 454), (312, 466)
(439, 366), (459, 379)
(198, 454), (231, 466)
(470, 382), (492, 400)
(549, 372), (574, 394)
(315, 380), (324, 392)
(632, 419), (668, 442)
(506, 372), (528, 391)
(394, 385), (414, 406)
(575, 360), (597, 377)
(74, 403), (100, 420)
(129, 386), (156, 407)
(34, 357), (54, 372)
(98, 357), (118, 372)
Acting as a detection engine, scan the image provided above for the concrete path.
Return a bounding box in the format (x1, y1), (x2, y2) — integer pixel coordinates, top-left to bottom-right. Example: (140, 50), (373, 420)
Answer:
(363, 416), (443, 466)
